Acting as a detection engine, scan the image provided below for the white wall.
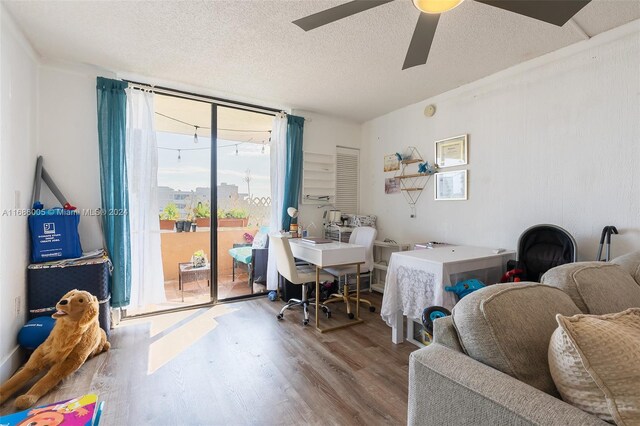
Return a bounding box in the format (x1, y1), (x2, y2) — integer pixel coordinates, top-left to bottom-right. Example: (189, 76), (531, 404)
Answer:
(37, 61), (112, 251)
(361, 22), (640, 261)
(0, 7), (40, 381)
(292, 110), (362, 236)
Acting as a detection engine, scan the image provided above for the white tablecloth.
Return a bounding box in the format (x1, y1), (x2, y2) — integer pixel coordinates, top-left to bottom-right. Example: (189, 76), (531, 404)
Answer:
(381, 245), (514, 326)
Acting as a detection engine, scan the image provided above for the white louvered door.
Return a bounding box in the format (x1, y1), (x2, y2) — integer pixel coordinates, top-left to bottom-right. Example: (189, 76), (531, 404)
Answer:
(335, 146), (359, 214)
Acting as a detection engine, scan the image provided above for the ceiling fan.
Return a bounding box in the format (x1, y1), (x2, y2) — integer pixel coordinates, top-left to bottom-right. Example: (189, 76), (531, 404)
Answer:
(293, 0), (591, 70)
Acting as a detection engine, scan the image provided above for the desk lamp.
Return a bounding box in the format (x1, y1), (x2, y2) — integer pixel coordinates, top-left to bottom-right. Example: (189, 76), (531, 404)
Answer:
(287, 207), (299, 237)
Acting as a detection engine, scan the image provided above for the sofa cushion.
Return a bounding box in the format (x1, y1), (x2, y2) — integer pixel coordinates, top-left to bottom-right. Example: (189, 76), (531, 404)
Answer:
(548, 308), (640, 424)
(611, 251), (640, 285)
(452, 283), (581, 396)
(432, 316), (463, 353)
(541, 262), (640, 314)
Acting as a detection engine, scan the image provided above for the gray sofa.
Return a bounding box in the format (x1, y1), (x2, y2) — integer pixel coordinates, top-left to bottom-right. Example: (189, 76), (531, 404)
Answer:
(408, 251), (640, 426)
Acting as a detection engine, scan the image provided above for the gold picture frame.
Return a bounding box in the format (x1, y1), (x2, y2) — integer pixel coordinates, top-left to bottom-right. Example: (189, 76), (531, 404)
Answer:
(434, 170), (467, 201)
(435, 135), (468, 168)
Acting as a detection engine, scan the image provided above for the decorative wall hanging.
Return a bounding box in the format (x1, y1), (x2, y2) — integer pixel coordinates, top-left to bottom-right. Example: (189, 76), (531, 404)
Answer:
(394, 146), (437, 217)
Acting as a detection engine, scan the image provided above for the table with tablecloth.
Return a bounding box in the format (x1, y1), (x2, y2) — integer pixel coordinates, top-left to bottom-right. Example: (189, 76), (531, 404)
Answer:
(380, 245), (514, 344)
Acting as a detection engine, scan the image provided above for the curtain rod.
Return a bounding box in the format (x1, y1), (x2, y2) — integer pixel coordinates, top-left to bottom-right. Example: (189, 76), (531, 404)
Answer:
(125, 80), (282, 116)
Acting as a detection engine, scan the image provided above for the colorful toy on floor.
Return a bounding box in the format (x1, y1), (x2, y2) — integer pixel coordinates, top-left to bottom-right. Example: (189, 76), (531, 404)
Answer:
(268, 290), (278, 301)
(500, 268), (524, 283)
(445, 279), (486, 299)
(422, 306), (452, 335)
(17, 317), (56, 350)
(421, 279), (485, 343)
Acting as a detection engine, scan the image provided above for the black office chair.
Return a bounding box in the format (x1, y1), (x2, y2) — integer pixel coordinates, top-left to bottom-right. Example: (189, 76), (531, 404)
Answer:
(507, 224), (577, 282)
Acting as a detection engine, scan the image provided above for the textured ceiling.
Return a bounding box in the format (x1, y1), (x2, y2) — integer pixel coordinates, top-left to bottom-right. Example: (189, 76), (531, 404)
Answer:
(4, 0), (640, 122)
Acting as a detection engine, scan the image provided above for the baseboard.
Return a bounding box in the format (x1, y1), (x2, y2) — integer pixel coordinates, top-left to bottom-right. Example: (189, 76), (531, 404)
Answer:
(0, 345), (25, 382)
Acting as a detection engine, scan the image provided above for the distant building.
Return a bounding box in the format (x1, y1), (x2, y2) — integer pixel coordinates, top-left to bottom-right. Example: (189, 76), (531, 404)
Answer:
(158, 183), (248, 217)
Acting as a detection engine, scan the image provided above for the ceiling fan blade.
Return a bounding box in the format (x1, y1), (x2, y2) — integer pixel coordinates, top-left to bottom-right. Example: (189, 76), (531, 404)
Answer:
(402, 13), (440, 70)
(474, 0), (591, 26)
(293, 0), (394, 31)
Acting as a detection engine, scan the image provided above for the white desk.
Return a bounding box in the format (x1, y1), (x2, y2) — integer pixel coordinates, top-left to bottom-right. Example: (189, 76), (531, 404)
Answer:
(289, 239), (366, 332)
(380, 245), (515, 344)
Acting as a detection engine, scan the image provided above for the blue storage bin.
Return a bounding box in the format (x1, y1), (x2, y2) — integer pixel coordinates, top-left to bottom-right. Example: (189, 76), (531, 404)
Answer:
(28, 208), (82, 263)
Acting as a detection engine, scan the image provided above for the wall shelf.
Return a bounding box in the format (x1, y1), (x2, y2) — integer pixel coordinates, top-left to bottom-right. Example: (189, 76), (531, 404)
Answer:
(398, 173), (429, 179)
(395, 146), (434, 215)
(302, 151), (335, 205)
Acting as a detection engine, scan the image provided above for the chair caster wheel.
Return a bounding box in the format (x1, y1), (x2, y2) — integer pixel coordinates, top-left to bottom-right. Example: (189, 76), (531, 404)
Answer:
(348, 313), (355, 320)
(303, 319), (309, 326)
(276, 314), (283, 320)
(369, 306), (376, 313)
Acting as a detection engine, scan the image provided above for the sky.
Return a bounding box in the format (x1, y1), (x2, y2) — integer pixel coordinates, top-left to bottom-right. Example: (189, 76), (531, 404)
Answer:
(157, 131), (271, 197)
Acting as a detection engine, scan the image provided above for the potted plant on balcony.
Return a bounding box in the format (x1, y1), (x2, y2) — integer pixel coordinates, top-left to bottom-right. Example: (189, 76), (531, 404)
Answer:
(217, 208), (249, 227)
(191, 249), (207, 268)
(183, 213), (194, 232)
(193, 202), (211, 228)
(160, 203), (179, 230)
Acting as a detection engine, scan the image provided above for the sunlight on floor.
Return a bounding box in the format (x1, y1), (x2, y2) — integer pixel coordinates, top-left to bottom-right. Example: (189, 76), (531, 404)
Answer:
(118, 304), (239, 375)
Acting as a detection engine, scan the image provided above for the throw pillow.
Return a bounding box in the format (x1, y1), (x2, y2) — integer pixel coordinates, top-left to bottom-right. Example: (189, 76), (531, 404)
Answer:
(548, 308), (640, 425)
(252, 231), (268, 249)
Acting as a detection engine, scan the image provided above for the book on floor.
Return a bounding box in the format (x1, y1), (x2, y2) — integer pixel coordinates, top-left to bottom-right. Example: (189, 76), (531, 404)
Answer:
(0, 393), (103, 426)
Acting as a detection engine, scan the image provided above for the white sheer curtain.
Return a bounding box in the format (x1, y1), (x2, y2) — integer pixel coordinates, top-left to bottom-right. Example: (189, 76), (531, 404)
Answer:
(267, 113), (287, 290)
(125, 88), (166, 308)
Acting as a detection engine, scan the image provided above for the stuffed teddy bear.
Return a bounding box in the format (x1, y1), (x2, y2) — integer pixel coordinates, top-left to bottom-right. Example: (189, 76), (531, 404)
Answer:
(0, 289), (110, 409)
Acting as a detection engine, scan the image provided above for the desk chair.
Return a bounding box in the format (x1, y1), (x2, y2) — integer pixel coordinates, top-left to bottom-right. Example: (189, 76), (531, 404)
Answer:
(271, 234), (333, 326)
(323, 226), (377, 319)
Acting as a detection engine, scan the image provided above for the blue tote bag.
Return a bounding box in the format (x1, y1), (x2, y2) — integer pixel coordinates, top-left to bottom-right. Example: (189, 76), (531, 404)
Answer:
(29, 208), (83, 263)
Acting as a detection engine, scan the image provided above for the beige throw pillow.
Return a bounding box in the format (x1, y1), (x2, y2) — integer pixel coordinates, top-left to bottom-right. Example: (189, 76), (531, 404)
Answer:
(548, 308), (640, 425)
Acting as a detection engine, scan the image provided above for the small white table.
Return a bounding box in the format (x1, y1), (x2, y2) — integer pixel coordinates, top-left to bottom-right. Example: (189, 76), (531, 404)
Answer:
(289, 239), (366, 332)
(380, 245), (515, 344)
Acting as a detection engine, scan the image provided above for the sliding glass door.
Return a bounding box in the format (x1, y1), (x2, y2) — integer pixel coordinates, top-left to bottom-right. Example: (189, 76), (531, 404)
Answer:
(215, 106), (273, 301)
(123, 86), (276, 317)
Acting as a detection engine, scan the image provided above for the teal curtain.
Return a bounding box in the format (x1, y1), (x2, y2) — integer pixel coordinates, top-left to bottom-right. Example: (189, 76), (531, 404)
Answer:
(281, 115), (305, 230)
(96, 77), (131, 308)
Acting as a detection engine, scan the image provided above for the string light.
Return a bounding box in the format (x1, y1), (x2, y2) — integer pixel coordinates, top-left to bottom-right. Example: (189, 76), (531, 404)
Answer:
(193, 126), (199, 144)
(154, 111), (271, 133)
(177, 149), (181, 161)
(235, 145), (239, 156)
(261, 142), (265, 154)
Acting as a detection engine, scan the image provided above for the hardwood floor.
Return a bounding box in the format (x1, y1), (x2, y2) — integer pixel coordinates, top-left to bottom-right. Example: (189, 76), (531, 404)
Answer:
(125, 272), (263, 316)
(0, 293), (416, 425)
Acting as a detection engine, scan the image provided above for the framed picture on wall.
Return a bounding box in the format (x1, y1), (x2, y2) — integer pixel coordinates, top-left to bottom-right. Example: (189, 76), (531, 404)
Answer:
(384, 153), (400, 172)
(385, 177), (401, 194)
(435, 135), (468, 168)
(435, 170), (467, 201)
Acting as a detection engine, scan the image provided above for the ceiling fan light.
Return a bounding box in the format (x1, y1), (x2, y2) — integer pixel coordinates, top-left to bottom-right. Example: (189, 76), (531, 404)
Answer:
(412, 0), (464, 14)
